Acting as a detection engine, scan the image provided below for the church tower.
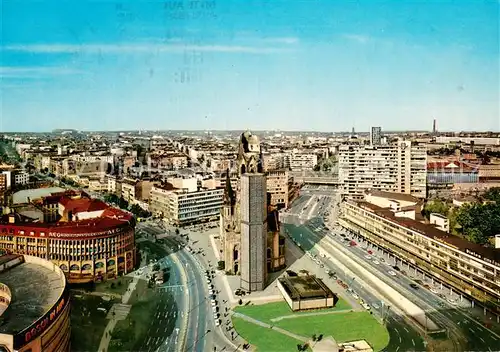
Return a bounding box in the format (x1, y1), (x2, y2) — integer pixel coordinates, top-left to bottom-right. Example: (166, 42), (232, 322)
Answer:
(220, 169), (241, 274)
(238, 131), (268, 292)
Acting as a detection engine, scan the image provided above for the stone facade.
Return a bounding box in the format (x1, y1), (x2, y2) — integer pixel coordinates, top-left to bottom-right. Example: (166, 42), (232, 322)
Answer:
(220, 131), (286, 291)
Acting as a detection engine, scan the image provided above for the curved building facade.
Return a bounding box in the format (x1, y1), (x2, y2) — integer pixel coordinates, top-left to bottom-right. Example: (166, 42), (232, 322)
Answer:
(0, 254), (71, 352)
(0, 190), (136, 283)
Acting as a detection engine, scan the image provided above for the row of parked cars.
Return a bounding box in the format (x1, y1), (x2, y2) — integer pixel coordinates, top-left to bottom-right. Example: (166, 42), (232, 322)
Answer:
(205, 270), (221, 327)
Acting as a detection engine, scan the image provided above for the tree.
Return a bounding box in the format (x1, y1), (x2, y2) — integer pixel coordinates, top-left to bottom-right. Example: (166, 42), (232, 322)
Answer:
(455, 201), (500, 245)
(484, 187), (500, 203)
(423, 200), (450, 219)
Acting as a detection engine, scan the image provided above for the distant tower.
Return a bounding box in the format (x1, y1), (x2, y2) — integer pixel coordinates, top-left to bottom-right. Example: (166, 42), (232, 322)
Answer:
(351, 126), (355, 135)
(238, 131), (267, 292)
(370, 127), (382, 146)
(432, 119), (437, 135)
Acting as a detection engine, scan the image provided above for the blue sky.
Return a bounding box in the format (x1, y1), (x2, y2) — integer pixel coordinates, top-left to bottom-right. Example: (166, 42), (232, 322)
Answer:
(1, 0), (499, 132)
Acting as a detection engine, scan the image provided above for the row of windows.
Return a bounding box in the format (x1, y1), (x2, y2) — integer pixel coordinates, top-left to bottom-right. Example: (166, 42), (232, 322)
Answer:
(344, 204), (500, 295)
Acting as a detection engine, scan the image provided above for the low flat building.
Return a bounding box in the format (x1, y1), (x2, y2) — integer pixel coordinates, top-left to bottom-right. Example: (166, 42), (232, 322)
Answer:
(277, 274), (337, 311)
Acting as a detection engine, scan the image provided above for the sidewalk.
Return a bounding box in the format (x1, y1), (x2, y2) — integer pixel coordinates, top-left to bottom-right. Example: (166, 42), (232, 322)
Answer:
(98, 275), (140, 352)
(232, 312), (308, 342)
(327, 201), (500, 338)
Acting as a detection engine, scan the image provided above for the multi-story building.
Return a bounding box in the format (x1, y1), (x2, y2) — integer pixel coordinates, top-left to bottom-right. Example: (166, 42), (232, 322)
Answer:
(338, 141), (427, 200)
(262, 152), (290, 171)
(289, 153), (318, 171)
(339, 191), (500, 314)
(266, 170), (291, 209)
(370, 127), (382, 146)
(150, 183), (223, 225)
(121, 178), (155, 204)
(0, 190), (136, 283)
(427, 161), (479, 186)
(0, 174), (6, 204)
(13, 171), (30, 186)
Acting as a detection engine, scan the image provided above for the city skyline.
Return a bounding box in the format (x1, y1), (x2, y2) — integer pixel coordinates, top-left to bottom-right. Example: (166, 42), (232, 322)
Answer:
(1, 0), (499, 133)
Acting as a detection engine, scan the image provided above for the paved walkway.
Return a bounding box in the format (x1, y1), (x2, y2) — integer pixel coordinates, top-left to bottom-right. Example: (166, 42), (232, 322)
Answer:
(233, 312), (309, 342)
(270, 308), (353, 322)
(98, 270), (143, 352)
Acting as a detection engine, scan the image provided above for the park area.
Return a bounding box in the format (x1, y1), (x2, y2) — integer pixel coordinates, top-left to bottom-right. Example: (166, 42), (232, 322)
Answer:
(232, 300), (390, 352)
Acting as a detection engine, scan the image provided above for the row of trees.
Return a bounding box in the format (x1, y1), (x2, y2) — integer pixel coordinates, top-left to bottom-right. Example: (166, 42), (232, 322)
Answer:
(103, 193), (152, 218)
(423, 188), (500, 245)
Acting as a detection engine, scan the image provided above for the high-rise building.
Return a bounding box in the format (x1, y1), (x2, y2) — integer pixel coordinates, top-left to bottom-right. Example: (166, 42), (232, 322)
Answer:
(370, 126), (382, 146)
(240, 173), (268, 291)
(338, 141), (427, 199)
(432, 119), (437, 135)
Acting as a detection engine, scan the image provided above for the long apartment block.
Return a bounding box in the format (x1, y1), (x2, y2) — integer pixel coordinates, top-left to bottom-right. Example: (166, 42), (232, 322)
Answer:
(338, 141), (427, 200)
(339, 192), (500, 314)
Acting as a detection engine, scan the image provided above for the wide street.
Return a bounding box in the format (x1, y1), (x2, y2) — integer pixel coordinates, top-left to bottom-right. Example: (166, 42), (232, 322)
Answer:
(284, 185), (500, 352)
(138, 221), (241, 352)
(134, 224), (186, 352)
(282, 190), (426, 352)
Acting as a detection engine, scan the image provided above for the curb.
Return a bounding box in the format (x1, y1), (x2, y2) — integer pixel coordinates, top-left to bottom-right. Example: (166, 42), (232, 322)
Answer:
(171, 252), (190, 352)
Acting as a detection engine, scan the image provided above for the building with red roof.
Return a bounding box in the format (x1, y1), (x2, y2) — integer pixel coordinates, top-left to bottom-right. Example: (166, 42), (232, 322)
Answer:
(0, 190), (136, 283)
(427, 160), (479, 186)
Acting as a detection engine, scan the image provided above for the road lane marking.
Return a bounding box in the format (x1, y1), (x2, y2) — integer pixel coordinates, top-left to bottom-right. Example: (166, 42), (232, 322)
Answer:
(399, 336), (402, 343)
(412, 339), (415, 346)
(479, 337), (485, 343)
(394, 328), (400, 335)
(469, 328), (475, 333)
(404, 327), (409, 333)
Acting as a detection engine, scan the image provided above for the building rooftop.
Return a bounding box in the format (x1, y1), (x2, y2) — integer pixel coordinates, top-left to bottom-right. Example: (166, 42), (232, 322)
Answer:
(0, 255), (66, 334)
(355, 200), (500, 266)
(278, 275), (334, 300)
(427, 161), (478, 173)
(366, 190), (421, 204)
(59, 197), (108, 214)
(12, 187), (65, 205)
(2, 190), (134, 237)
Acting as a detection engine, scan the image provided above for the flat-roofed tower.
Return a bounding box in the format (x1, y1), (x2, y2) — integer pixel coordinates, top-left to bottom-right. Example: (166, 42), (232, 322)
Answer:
(240, 173), (267, 291)
(238, 131), (268, 291)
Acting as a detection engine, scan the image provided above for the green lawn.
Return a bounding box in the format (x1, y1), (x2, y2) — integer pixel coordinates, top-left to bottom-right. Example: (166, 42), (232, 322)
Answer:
(138, 240), (169, 262)
(70, 293), (116, 352)
(94, 276), (133, 296)
(233, 302), (389, 352)
(276, 311), (390, 352)
(109, 279), (170, 352)
(234, 299), (352, 324)
(233, 317), (310, 352)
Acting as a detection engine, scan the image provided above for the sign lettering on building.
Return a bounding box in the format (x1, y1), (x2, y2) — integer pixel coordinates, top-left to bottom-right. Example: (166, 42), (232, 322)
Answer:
(14, 289), (69, 349)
